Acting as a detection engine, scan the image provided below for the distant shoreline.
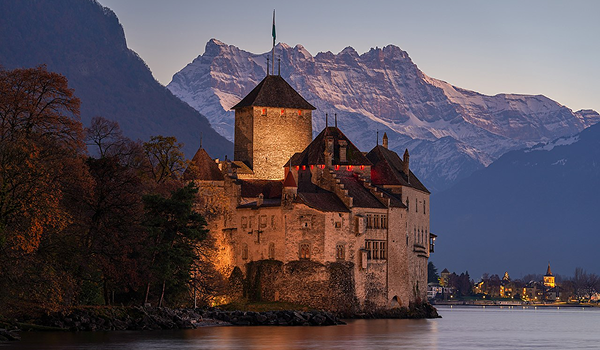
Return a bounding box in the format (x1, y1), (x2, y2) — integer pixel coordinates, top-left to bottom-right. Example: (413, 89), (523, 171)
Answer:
(433, 301), (598, 308)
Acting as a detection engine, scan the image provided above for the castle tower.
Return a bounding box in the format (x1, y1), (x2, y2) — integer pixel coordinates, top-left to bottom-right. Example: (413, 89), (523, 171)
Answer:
(231, 75), (315, 180)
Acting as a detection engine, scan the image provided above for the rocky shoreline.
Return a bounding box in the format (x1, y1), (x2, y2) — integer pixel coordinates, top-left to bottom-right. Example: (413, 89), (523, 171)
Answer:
(35, 307), (344, 332)
(1, 302), (438, 341)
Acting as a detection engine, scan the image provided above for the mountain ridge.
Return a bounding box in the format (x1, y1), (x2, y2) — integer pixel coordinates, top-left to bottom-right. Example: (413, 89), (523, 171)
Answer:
(168, 38), (598, 191)
(430, 121), (600, 278)
(0, 0), (232, 158)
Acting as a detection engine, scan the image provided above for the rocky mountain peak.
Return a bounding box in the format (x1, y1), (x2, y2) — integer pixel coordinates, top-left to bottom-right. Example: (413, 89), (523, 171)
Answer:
(167, 39), (599, 191)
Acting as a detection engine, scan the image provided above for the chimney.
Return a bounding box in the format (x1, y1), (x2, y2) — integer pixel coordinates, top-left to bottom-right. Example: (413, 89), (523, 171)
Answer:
(257, 193), (264, 207)
(403, 149), (410, 183)
(325, 136), (334, 167)
(382, 132), (388, 149)
(339, 140), (347, 163)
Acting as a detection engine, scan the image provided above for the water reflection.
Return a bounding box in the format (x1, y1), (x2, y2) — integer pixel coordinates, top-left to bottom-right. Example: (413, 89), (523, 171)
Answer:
(179, 319), (438, 350)
(3, 307), (600, 350)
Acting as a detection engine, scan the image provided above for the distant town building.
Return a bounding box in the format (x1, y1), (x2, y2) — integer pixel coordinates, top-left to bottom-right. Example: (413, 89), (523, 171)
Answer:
(543, 263), (556, 288)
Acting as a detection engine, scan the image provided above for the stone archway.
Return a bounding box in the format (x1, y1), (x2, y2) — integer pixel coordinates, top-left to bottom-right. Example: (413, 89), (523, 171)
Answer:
(390, 295), (402, 308)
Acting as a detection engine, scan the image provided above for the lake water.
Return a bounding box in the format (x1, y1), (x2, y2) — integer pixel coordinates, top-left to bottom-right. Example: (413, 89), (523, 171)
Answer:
(2, 306), (599, 350)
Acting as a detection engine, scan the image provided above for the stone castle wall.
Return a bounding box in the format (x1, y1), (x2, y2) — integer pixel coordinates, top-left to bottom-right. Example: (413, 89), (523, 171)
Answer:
(404, 186), (430, 300)
(243, 259), (359, 313)
(234, 106), (312, 180)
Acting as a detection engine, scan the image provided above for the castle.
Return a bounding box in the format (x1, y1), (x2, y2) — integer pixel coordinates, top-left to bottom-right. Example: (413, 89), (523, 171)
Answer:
(187, 73), (434, 311)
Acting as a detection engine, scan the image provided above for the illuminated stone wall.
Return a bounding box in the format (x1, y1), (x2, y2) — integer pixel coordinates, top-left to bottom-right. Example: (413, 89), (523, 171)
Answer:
(234, 106), (312, 180)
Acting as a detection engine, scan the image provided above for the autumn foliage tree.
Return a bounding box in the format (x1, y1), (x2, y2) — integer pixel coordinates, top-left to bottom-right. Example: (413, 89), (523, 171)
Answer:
(0, 66), (210, 314)
(0, 66), (86, 312)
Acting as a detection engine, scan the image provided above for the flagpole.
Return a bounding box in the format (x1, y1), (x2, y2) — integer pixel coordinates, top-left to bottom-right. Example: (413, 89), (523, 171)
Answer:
(271, 9), (276, 76)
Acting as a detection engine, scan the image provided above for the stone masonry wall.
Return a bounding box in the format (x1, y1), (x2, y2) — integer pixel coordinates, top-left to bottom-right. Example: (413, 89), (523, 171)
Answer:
(249, 107), (312, 180)
(404, 186), (430, 300)
(243, 260), (359, 313)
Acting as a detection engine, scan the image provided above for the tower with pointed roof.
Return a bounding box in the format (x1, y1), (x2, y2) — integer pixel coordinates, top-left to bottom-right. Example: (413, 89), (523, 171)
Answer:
(232, 74), (315, 180)
(543, 263), (556, 288)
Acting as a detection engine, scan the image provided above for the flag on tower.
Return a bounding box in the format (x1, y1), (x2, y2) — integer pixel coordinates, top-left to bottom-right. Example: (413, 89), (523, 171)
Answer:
(272, 10), (276, 47)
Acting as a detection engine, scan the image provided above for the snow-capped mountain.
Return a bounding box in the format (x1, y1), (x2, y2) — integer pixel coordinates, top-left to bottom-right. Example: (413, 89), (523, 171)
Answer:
(431, 121), (600, 278)
(168, 39), (599, 191)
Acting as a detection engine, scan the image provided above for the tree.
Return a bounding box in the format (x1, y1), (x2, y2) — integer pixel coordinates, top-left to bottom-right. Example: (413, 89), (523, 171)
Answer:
(142, 136), (187, 185)
(142, 183), (207, 307)
(80, 156), (146, 305)
(85, 116), (144, 167)
(0, 65), (86, 313)
(573, 267), (600, 299)
(0, 65), (83, 254)
(428, 262), (439, 284)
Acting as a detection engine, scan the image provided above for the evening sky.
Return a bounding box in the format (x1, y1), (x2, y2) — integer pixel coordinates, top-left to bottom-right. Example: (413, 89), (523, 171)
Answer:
(97, 0), (600, 113)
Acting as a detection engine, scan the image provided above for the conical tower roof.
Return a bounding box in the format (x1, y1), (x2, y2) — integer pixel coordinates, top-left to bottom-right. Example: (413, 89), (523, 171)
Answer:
(231, 75), (315, 110)
(545, 263), (553, 276)
(183, 147), (224, 181)
(283, 170), (297, 187)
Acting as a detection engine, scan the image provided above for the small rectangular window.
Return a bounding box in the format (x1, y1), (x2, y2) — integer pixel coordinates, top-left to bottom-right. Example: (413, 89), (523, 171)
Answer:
(241, 216), (248, 229)
(259, 215), (267, 229)
(261, 108), (267, 116)
(242, 244), (248, 260)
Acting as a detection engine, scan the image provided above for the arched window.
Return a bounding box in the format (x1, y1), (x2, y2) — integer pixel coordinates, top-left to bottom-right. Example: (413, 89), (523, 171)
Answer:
(299, 243), (310, 260)
(416, 198), (418, 213)
(336, 244), (345, 260)
(268, 243), (275, 260)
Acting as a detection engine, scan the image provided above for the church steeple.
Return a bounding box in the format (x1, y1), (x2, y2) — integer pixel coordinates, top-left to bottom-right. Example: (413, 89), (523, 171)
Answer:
(543, 263), (556, 288)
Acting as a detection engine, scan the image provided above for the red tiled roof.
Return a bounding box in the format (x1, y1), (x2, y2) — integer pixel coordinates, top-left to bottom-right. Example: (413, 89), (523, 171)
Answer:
(366, 145), (429, 194)
(287, 127), (372, 167)
(296, 192), (350, 212)
(183, 147), (224, 181)
(282, 170), (297, 187)
(239, 179), (283, 199)
(337, 172), (385, 209)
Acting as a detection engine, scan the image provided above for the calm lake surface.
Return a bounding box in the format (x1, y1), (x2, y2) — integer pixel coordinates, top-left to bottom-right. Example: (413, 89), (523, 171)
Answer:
(2, 306), (599, 350)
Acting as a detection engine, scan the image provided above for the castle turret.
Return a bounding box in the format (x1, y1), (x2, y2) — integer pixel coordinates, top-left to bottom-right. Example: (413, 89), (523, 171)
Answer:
(231, 75), (315, 180)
